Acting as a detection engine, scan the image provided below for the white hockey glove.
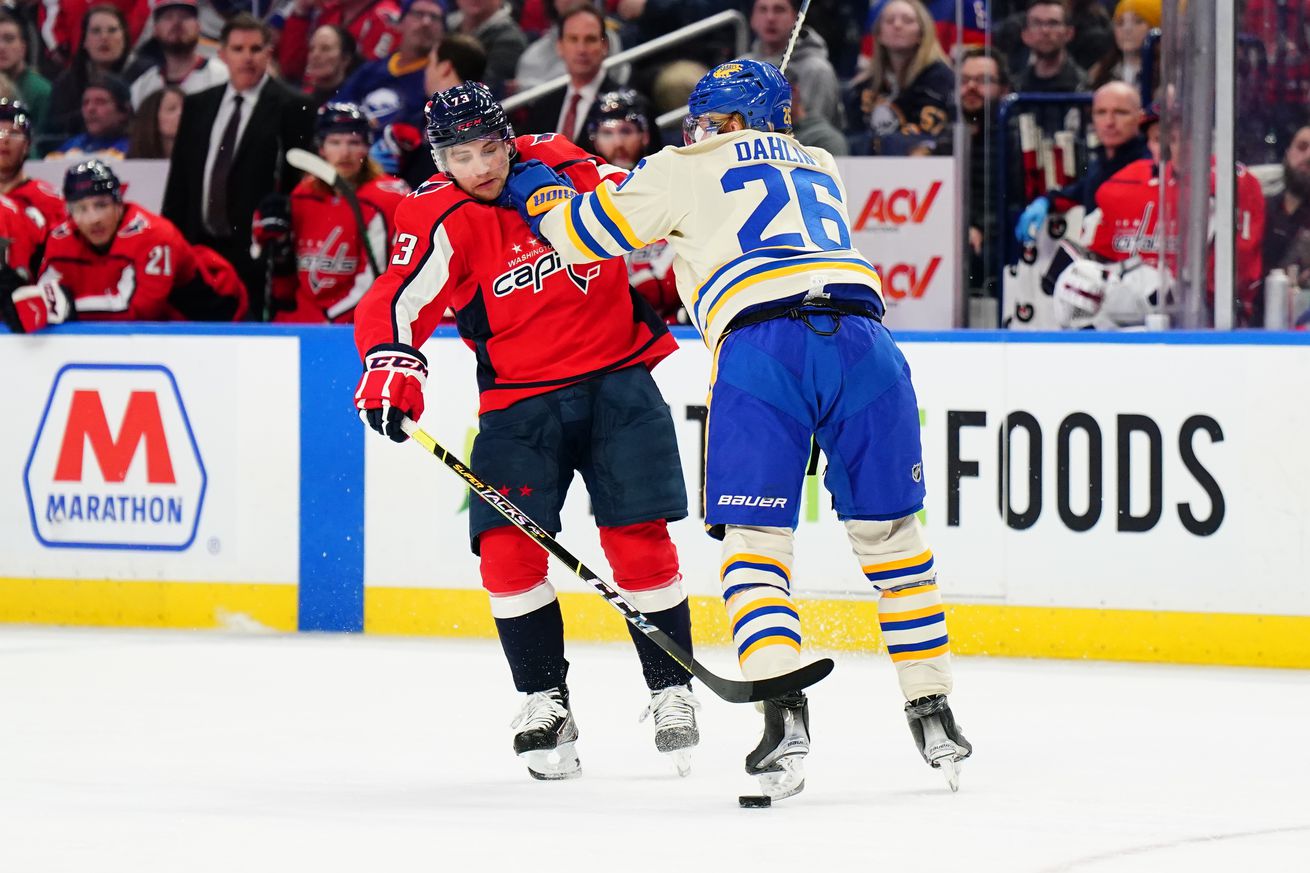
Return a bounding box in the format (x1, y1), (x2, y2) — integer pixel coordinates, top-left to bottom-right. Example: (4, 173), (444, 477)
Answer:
(1052, 257), (1108, 328)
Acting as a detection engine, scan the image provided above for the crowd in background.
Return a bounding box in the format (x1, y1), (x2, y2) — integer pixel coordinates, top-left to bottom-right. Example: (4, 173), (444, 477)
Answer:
(0, 0), (1305, 328)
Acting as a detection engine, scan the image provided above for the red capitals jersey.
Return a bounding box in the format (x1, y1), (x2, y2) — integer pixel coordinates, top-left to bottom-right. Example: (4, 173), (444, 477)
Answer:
(4, 177), (66, 239)
(0, 194), (42, 276)
(273, 174), (410, 324)
(40, 203), (204, 321)
(354, 134), (676, 415)
(277, 0), (402, 83)
(626, 240), (681, 322)
(1089, 158), (1265, 308)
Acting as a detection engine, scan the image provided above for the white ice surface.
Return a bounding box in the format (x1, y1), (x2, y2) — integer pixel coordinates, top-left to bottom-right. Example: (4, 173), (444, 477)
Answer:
(2, 627), (1308, 872)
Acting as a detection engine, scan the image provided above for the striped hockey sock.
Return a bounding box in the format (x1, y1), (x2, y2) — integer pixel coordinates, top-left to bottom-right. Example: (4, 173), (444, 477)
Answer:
(721, 549), (800, 680)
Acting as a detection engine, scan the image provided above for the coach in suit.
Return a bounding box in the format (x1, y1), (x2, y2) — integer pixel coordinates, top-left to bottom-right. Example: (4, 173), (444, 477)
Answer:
(162, 13), (314, 319)
(524, 6), (622, 143)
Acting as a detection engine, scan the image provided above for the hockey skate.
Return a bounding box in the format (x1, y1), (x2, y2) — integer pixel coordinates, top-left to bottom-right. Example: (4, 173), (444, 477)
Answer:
(639, 684), (701, 777)
(511, 685), (581, 780)
(905, 694), (972, 792)
(744, 691), (810, 801)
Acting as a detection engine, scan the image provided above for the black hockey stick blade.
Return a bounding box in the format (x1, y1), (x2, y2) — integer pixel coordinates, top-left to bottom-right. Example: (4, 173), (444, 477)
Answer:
(398, 419), (837, 704)
(694, 655), (835, 704)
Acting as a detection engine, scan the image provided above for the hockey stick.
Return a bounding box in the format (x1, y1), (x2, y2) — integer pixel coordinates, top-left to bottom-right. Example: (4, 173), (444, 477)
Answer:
(399, 417), (835, 704)
(286, 148), (383, 277)
(778, 0), (813, 74)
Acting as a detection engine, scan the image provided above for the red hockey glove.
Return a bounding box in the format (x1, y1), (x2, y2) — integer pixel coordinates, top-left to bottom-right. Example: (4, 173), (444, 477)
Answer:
(355, 343), (428, 442)
(0, 269), (75, 333)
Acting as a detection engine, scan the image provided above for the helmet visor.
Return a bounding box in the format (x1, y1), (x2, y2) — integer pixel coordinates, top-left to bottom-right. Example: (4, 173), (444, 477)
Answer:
(434, 133), (514, 174)
(682, 113), (727, 146)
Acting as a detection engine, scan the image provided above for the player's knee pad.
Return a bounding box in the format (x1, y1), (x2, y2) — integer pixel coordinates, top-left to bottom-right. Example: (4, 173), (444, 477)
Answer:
(478, 526), (556, 619)
(720, 525), (800, 679)
(598, 520), (685, 612)
(845, 515), (935, 591)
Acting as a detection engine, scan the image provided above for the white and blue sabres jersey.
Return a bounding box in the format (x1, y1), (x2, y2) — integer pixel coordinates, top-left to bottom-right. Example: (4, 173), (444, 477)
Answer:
(535, 129), (884, 348)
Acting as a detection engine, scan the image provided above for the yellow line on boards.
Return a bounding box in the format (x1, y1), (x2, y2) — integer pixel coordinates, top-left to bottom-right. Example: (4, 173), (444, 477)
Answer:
(0, 578), (298, 631)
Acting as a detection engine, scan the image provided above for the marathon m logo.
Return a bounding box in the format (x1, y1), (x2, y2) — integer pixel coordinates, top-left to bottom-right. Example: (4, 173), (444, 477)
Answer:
(24, 364), (207, 550)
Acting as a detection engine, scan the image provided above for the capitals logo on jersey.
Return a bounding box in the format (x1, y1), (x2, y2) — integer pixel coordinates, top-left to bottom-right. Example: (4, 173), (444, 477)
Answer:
(492, 242), (603, 297)
(300, 225), (361, 294)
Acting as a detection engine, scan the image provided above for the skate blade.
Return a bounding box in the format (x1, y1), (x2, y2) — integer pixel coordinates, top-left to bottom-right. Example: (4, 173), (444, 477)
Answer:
(756, 754), (805, 801)
(522, 742), (581, 781)
(668, 748), (693, 778)
(927, 743), (964, 792)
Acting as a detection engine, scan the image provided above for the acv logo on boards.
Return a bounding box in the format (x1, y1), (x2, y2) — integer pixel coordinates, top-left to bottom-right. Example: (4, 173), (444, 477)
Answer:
(23, 363), (206, 550)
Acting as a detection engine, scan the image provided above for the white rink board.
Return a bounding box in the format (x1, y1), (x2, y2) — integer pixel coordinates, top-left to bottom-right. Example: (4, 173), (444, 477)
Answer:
(365, 335), (1310, 618)
(0, 335), (300, 584)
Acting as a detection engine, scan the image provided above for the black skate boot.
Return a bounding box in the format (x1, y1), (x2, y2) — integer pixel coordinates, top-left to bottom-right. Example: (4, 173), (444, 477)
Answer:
(511, 684), (581, 780)
(744, 690), (810, 801)
(905, 694), (972, 792)
(639, 684), (701, 777)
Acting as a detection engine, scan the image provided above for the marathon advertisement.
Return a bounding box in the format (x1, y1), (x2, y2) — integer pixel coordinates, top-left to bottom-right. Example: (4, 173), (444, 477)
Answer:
(836, 156), (958, 330)
(0, 334), (300, 585)
(366, 335), (1310, 619)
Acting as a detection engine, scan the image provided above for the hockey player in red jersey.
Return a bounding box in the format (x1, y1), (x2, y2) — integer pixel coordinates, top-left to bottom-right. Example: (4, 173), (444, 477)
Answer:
(353, 82), (700, 781)
(0, 99), (66, 237)
(0, 161), (246, 333)
(585, 89), (682, 323)
(255, 102), (409, 323)
(1053, 111), (1266, 327)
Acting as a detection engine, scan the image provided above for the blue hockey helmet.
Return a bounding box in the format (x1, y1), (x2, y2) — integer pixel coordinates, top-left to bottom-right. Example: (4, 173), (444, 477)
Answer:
(316, 101), (372, 144)
(64, 159), (122, 204)
(683, 60), (791, 145)
(0, 97), (33, 140)
(424, 81), (516, 171)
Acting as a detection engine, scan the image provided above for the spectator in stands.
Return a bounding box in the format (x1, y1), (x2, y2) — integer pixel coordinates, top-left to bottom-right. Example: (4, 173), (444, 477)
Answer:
(129, 1), (228, 109)
(47, 74), (134, 159)
(959, 47), (1011, 296)
(613, 0), (733, 53)
(517, 0), (624, 91)
(1088, 0), (1160, 90)
(785, 68), (846, 155)
(336, 0), (443, 140)
(995, 0), (1111, 77)
(525, 7), (620, 142)
(304, 25), (359, 109)
(0, 159), (246, 333)
(0, 99), (65, 233)
(44, 1), (149, 74)
(127, 84), (183, 158)
(450, 0), (527, 94)
(1013, 0), (1088, 94)
(1015, 80), (1148, 242)
(0, 11), (49, 133)
(163, 14), (315, 320)
(396, 33), (488, 188)
(856, 0), (953, 156)
(44, 6), (132, 148)
(746, 0), (843, 130)
(1264, 123), (1310, 285)
(275, 0), (402, 85)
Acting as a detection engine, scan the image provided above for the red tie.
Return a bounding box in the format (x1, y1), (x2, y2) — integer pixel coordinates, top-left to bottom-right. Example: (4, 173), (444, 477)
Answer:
(561, 92), (582, 142)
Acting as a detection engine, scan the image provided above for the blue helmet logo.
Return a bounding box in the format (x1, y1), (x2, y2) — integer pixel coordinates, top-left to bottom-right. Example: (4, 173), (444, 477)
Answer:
(686, 60), (792, 138)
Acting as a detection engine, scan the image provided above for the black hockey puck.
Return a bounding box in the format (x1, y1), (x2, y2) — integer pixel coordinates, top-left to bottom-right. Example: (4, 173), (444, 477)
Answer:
(738, 794), (772, 808)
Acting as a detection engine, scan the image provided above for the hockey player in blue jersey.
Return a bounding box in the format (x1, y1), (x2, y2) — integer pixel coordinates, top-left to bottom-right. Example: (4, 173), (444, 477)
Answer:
(505, 59), (972, 800)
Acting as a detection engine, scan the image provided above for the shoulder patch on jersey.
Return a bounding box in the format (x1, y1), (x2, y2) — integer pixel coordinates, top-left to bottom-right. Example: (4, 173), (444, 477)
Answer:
(376, 178), (411, 196)
(119, 213), (150, 237)
(51, 222), (73, 239)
